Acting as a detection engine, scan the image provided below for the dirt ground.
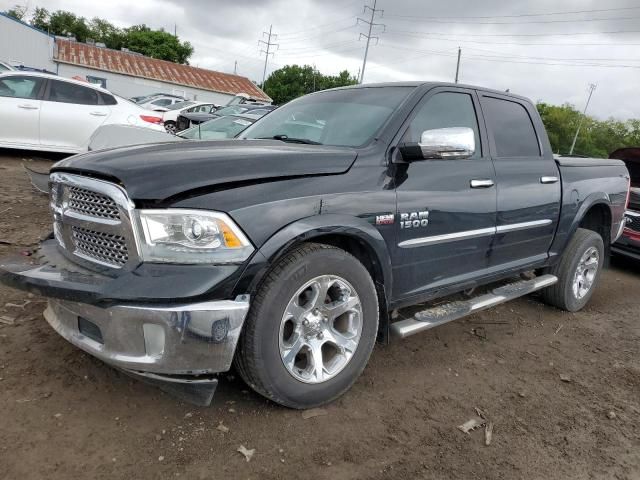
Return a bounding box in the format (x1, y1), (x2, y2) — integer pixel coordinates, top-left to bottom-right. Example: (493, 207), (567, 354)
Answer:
(0, 150), (639, 480)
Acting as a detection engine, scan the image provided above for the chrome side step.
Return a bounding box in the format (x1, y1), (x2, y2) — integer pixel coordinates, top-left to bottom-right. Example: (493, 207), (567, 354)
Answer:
(390, 274), (558, 339)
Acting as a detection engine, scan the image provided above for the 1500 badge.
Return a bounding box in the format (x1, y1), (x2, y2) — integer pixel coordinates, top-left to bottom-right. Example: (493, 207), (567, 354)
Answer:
(400, 211), (429, 229)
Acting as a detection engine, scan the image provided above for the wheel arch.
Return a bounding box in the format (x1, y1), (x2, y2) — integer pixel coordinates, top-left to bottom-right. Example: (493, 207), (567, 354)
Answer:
(233, 214), (393, 342)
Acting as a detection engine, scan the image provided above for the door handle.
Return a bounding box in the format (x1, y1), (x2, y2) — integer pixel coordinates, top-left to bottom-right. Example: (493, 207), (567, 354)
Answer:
(540, 176), (559, 184)
(470, 179), (495, 188)
(18, 104), (38, 110)
(90, 111), (108, 117)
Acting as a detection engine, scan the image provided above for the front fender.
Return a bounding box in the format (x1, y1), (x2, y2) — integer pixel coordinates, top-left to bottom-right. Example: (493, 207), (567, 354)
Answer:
(232, 214), (393, 302)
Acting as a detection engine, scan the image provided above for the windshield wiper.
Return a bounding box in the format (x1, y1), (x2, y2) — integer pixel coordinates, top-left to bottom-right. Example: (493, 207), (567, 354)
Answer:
(257, 135), (322, 145)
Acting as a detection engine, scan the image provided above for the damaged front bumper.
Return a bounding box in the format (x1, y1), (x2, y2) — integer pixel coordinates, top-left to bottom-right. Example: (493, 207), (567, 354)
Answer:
(0, 240), (250, 406)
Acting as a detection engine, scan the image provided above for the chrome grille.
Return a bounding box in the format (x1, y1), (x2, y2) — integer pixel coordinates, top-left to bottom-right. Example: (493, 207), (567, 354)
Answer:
(72, 226), (129, 266)
(68, 186), (120, 220)
(50, 173), (138, 270)
(626, 212), (640, 232)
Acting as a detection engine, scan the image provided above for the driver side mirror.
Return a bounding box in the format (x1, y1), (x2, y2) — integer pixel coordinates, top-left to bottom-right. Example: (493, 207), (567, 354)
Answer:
(398, 127), (476, 161)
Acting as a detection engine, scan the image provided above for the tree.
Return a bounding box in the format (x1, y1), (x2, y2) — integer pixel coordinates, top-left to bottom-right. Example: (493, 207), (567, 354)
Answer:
(21, 6), (194, 64)
(537, 102), (640, 157)
(123, 25), (193, 64)
(4, 4), (28, 21)
(263, 65), (358, 104)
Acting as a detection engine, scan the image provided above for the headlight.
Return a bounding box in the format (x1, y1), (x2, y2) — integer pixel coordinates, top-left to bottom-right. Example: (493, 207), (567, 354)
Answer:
(136, 209), (254, 264)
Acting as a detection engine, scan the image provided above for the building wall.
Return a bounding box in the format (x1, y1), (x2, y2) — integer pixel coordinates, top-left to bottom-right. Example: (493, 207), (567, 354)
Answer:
(57, 63), (235, 104)
(0, 14), (56, 71)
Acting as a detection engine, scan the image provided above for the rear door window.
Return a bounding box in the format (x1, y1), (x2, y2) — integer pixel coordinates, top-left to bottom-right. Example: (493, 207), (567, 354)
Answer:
(47, 80), (100, 105)
(0, 76), (44, 99)
(482, 97), (540, 157)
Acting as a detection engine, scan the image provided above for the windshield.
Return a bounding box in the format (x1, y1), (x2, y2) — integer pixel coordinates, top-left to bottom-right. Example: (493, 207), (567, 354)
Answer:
(240, 87), (413, 147)
(167, 100), (195, 110)
(179, 115), (254, 140)
(214, 105), (249, 116)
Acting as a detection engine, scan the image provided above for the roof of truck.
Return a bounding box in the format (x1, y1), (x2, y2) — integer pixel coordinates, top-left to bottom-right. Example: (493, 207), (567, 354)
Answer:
(331, 81), (532, 103)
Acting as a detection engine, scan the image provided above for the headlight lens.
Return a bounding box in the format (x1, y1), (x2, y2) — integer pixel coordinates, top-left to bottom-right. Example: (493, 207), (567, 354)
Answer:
(136, 209), (253, 264)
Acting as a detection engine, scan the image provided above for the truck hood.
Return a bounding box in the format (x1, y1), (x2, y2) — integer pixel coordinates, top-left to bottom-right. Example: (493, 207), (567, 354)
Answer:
(52, 140), (358, 201)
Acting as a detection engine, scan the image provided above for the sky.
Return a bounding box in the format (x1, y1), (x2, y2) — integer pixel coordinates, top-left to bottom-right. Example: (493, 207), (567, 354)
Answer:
(2, 0), (640, 119)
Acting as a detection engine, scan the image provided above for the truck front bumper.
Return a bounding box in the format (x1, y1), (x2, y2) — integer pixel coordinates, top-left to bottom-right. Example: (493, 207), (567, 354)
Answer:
(0, 240), (250, 405)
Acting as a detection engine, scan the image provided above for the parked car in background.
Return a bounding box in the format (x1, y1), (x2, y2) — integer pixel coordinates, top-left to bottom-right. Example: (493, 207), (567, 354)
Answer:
(162, 101), (219, 134)
(136, 94), (187, 112)
(0, 72), (165, 153)
(0, 60), (15, 72)
(176, 104), (276, 131)
(178, 113), (258, 140)
(610, 147), (640, 260)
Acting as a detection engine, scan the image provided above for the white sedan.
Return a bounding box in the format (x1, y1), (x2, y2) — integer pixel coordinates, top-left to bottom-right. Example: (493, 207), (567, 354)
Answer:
(162, 100), (218, 134)
(0, 72), (165, 153)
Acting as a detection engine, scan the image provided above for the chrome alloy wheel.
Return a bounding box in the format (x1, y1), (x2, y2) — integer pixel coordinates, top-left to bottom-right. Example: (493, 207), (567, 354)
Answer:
(572, 246), (599, 300)
(279, 275), (363, 384)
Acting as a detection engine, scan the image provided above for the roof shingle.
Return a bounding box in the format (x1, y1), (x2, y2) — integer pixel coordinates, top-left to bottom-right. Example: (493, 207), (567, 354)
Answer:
(54, 38), (271, 102)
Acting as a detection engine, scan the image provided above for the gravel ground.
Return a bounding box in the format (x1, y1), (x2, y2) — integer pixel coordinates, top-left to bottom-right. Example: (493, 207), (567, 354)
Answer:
(0, 150), (639, 480)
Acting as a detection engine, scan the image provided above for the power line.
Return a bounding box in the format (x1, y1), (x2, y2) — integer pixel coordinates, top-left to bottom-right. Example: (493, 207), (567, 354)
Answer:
(383, 5), (640, 20)
(259, 25), (279, 86)
(386, 28), (640, 38)
(358, 0), (385, 84)
(383, 32), (640, 47)
(383, 14), (640, 25)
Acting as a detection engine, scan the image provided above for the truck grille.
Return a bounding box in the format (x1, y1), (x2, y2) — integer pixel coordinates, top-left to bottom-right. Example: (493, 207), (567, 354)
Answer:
(72, 226), (129, 266)
(68, 186), (120, 220)
(50, 173), (137, 270)
(626, 211), (640, 233)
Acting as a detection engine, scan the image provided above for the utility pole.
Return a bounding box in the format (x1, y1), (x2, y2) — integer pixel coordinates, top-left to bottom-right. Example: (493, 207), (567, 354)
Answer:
(569, 83), (597, 156)
(259, 25), (278, 87)
(357, 0), (385, 84)
(455, 47), (461, 83)
(234, 60), (238, 75)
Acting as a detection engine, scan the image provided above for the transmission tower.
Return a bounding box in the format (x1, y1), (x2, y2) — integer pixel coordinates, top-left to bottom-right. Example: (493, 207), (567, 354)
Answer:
(357, 0), (385, 84)
(259, 25), (278, 87)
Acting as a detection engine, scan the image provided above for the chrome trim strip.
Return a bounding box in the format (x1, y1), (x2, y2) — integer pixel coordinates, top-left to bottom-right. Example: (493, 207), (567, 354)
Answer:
(496, 219), (553, 234)
(626, 210), (640, 217)
(398, 219), (553, 248)
(398, 227), (495, 248)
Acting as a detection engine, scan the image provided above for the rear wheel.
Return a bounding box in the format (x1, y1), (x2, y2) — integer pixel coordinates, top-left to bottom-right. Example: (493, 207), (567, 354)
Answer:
(164, 121), (177, 134)
(234, 243), (379, 409)
(541, 228), (604, 312)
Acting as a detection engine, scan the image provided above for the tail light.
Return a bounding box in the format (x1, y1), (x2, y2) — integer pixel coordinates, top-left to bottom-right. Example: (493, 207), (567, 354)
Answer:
(140, 115), (163, 125)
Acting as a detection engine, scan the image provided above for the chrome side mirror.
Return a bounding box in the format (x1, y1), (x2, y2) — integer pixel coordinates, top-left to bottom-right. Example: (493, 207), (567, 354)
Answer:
(419, 127), (475, 160)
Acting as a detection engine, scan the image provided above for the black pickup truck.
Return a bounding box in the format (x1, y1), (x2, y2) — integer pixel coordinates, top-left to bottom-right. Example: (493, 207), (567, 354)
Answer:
(0, 82), (630, 408)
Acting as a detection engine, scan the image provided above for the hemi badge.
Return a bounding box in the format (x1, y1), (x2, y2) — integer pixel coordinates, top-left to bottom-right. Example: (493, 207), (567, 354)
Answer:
(375, 214), (395, 225)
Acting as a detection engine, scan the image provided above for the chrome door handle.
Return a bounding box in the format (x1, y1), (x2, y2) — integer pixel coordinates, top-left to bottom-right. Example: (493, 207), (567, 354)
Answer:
(18, 104), (38, 110)
(90, 111), (108, 116)
(540, 176), (559, 184)
(470, 179), (495, 188)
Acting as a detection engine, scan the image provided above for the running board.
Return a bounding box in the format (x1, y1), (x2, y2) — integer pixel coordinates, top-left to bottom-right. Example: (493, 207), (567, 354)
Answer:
(390, 274), (558, 339)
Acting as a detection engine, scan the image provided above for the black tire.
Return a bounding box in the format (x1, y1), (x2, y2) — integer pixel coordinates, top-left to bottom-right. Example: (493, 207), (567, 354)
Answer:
(234, 243), (379, 409)
(541, 228), (604, 312)
(164, 121), (177, 134)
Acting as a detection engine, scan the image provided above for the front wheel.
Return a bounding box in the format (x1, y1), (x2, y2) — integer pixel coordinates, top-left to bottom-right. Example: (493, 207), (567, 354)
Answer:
(234, 243), (379, 409)
(541, 228), (604, 312)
